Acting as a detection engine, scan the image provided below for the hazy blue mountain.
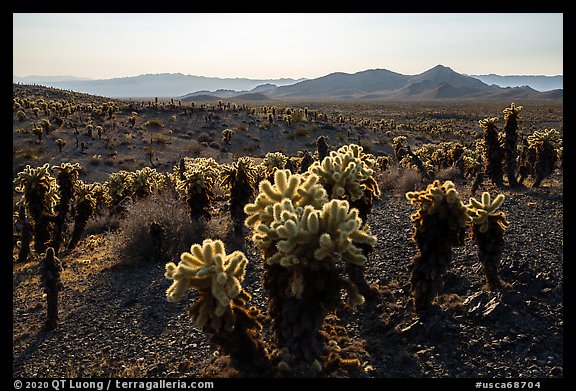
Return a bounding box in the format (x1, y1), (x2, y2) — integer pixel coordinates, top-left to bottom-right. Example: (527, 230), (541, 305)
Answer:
(14, 66), (562, 101)
(469, 74), (563, 92)
(12, 73), (305, 98)
(13, 75), (93, 83)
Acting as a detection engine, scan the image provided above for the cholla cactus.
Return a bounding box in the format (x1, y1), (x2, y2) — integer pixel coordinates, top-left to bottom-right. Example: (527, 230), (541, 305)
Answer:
(502, 103), (522, 187)
(221, 128), (234, 145)
(244, 169), (328, 230)
(166, 239), (248, 326)
(220, 157), (258, 234)
(466, 192), (509, 289)
(51, 163), (81, 254)
(244, 169), (376, 376)
(106, 170), (133, 207)
(14, 203), (33, 263)
(309, 144), (381, 299)
(177, 168), (217, 221)
(310, 144), (379, 204)
(261, 152), (288, 182)
(527, 128), (561, 187)
(479, 117), (504, 187)
(165, 239), (269, 375)
(68, 180), (98, 250)
(14, 164), (59, 254)
(40, 247), (63, 330)
(316, 136), (329, 161)
(130, 167), (163, 199)
(406, 180), (471, 315)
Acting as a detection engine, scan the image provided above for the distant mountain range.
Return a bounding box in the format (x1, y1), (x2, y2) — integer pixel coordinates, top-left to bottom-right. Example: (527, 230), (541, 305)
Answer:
(469, 74), (563, 92)
(12, 73), (305, 98)
(13, 66), (562, 101)
(181, 65), (562, 101)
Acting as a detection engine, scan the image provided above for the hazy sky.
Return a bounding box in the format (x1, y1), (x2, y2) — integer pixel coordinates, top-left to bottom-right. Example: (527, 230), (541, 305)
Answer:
(13, 13), (563, 80)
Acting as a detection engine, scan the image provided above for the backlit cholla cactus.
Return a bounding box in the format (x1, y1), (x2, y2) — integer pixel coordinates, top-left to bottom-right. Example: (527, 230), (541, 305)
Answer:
(221, 128), (234, 145)
(68, 180), (98, 250)
(220, 156), (258, 234)
(129, 167), (166, 200)
(13, 164), (60, 255)
(406, 180), (471, 316)
(165, 239), (269, 375)
(260, 151), (288, 182)
(244, 169), (376, 376)
(106, 170), (134, 207)
(309, 144), (381, 299)
(310, 144), (380, 214)
(171, 158), (221, 221)
(479, 117), (504, 188)
(51, 162), (81, 254)
(502, 103), (522, 187)
(466, 192), (509, 289)
(527, 128), (561, 187)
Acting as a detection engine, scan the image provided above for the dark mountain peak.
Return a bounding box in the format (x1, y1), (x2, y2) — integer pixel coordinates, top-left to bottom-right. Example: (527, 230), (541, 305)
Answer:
(414, 65), (489, 90)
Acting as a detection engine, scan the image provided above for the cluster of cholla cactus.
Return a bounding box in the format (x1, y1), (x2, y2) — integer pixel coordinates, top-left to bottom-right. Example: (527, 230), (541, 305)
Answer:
(220, 157), (258, 235)
(242, 169), (376, 376)
(13, 164), (60, 256)
(51, 162), (81, 254)
(502, 103), (522, 187)
(105, 167), (167, 209)
(406, 180), (471, 316)
(466, 192), (509, 289)
(309, 144), (381, 298)
(165, 239), (269, 375)
(522, 128), (562, 187)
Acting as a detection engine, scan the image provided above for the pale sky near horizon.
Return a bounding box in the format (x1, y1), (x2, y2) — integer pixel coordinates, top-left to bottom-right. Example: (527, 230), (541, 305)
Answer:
(13, 13), (563, 80)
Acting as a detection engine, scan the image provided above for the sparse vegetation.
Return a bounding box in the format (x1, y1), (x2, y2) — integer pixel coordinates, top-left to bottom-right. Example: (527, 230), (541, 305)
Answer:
(12, 85), (563, 379)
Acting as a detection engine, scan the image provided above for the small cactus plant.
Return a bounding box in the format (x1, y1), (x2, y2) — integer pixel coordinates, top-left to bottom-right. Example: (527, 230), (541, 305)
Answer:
(220, 157), (258, 235)
(502, 103), (522, 187)
(40, 247), (63, 330)
(479, 117), (504, 188)
(244, 169), (376, 376)
(466, 192), (509, 289)
(406, 180), (471, 316)
(68, 181), (98, 250)
(165, 239), (269, 375)
(527, 128), (561, 187)
(51, 162), (81, 254)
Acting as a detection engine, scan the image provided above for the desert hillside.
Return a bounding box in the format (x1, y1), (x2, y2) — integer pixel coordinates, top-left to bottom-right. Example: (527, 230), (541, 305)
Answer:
(12, 84), (563, 380)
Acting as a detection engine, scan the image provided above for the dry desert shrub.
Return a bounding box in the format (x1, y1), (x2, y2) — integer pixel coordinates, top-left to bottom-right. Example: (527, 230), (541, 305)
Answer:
(109, 192), (202, 264)
(378, 165), (422, 195)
